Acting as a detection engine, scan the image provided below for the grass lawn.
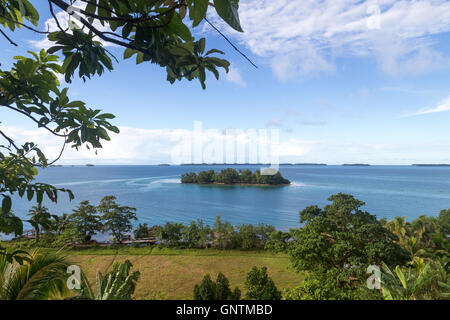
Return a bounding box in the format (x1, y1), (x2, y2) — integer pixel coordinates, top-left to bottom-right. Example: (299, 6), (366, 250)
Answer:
(67, 247), (302, 300)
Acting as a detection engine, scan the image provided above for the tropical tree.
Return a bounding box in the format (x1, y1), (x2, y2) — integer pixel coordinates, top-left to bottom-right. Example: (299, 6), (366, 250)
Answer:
(437, 209), (450, 236)
(0, 249), (71, 300)
(244, 266), (281, 300)
(27, 203), (57, 243)
(289, 193), (409, 273)
(98, 196), (137, 243)
(0, 50), (116, 249)
(68, 200), (102, 243)
(134, 223), (150, 239)
(159, 221), (185, 246)
(193, 272), (240, 300)
(287, 194), (410, 299)
(212, 215), (238, 249)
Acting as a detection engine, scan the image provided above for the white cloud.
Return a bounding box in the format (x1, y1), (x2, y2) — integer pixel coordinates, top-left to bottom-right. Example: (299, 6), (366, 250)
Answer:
(207, 0), (450, 79)
(224, 66), (247, 86)
(402, 96), (450, 117)
(2, 125), (450, 165)
(29, 1), (115, 49)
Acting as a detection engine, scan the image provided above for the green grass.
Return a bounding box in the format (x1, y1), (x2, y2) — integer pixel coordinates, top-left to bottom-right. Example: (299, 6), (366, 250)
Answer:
(64, 245), (284, 256)
(64, 246), (302, 300)
(2, 243), (303, 299)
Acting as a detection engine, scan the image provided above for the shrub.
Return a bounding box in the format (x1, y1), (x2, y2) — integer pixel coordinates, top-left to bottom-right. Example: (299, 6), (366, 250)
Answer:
(244, 266), (281, 300)
(193, 273), (241, 300)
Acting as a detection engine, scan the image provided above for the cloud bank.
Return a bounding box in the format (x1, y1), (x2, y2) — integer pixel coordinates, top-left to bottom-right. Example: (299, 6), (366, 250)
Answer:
(2, 125), (450, 165)
(207, 0), (450, 80)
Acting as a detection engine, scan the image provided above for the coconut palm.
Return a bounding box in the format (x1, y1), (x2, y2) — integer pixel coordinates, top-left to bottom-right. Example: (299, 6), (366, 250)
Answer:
(27, 204), (57, 243)
(0, 249), (71, 300)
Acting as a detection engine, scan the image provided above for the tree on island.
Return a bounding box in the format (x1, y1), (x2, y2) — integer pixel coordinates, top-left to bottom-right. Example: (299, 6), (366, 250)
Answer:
(98, 196), (137, 244)
(181, 168), (291, 185)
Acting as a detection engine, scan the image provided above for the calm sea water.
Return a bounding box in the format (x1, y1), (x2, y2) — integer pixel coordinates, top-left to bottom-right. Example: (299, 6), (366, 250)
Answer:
(10, 165), (450, 230)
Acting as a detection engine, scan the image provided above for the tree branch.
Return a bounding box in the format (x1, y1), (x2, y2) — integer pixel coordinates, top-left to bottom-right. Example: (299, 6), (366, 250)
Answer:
(0, 29), (18, 46)
(0, 104), (67, 138)
(0, 14), (50, 34)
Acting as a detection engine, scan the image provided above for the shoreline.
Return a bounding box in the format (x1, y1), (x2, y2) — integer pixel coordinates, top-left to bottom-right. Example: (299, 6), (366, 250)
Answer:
(181, 182), (291, 186)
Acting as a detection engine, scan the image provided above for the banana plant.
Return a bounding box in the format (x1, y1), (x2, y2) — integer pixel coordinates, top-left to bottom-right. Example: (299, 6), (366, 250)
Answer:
(74, 260), (140, 300)
(381, 262), (432, 300)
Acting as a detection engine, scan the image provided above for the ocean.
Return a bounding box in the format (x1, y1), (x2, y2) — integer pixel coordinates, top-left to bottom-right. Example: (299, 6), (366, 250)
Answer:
(9, 165), (450, 230)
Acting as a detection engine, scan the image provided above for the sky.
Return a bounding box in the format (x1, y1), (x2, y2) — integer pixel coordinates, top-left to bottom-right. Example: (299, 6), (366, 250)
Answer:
(1, 0), (450, 165)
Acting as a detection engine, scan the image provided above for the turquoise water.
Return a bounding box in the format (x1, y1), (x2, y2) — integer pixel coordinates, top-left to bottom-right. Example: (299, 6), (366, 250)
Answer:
(10, 165), (450, 230)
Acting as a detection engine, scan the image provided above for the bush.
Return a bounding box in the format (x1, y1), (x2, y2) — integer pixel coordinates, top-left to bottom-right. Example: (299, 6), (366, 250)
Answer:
(134, 223), (150, 239)
(159, 222), (185, 246)
(264, 230), (290, 253)
(193, 273), (241, 300)
(283, 269), (381, 300)
(244, 266), (281, 300)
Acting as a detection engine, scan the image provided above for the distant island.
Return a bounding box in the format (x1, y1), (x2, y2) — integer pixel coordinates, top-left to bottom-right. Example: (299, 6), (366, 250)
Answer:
(412, 164), (450, 167)
(342, 164), (371, 166)
(179, 163), (327, 166)
(158, 164), (171, 166)
(85, 164), (95, 166)
(181, 168), (291, 186)
(181, 163), (271, 166)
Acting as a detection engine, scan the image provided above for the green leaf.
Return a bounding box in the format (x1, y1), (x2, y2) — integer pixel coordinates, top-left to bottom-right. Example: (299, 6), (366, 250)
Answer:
(213, 0), (243, 32)
(394, 266), (407, 289)
(2, 196), (12, 213)
(122, 23), (133, 38)
(168, 13), (192, 41)
(188, 0), (208, 27)
(136, 52), (144, 64)
(123, 48), (137, 60)
(205, 49), (225, 56)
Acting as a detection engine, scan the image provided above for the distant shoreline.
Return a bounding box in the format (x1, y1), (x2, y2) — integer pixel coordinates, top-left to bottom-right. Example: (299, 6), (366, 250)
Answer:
(412, 164), (450, 167)
(183, 182), (291, 187)
(46, 163), (450, 167)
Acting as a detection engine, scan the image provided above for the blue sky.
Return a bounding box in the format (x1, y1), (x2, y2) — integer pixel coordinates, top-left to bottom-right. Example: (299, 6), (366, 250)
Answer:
(1, 0), (450, 165)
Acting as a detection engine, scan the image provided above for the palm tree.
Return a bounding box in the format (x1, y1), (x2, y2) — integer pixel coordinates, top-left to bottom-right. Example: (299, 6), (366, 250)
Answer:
(27, 204), (57, 243)
(0, 249), (71, 300)
(54, 213), (70, 236)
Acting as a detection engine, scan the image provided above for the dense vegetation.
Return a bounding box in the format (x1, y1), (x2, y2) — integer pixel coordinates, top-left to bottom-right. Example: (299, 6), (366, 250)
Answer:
(194, 273), (241, 300)
(181, 168), (291, 185)
(193, 267), (281, 300)
(1, 193), (449, 300)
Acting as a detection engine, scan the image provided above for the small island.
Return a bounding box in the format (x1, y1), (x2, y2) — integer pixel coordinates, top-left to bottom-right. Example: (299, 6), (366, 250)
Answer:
(181, 168), (291, 185)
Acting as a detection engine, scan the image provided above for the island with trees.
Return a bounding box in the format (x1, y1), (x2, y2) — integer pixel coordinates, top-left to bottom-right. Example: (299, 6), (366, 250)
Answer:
(180, 168), (291, 185)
